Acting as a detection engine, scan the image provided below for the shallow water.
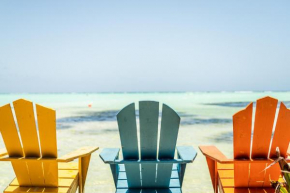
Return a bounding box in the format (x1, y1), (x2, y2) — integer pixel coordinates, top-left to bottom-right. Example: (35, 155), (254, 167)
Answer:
(0, 92), (289, 192)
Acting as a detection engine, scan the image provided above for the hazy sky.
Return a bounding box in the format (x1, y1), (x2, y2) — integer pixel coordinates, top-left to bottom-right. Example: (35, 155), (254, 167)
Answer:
(0, 1), (289, 92)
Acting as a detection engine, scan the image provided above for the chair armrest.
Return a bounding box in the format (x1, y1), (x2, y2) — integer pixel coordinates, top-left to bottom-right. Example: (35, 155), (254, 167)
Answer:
(99, 148), (120, 164)
(0, 148), (8, 157)
(57, 146), (99, 162)
(176, 146), (197, 162)
(199, 145), (233, 163)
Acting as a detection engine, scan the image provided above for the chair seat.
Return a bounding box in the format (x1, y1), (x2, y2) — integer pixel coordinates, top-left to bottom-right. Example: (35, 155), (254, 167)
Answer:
(116, 164), (181, 190)
(217, 163), (280, 193)
(4, 162), (79, 193)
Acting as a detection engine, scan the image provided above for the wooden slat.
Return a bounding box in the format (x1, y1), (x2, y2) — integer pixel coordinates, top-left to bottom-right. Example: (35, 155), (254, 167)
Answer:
(263, 162), (280, 187)
(139, 101), (159, 188)
(58, 162), (78, 170)
(58, 169), (78, 178)
(157, 104), (180, 188)
(4, 186), (70, 193)
(207, 157), (218, 193)
(233, 103), (253, 159)
(218, 163), (234, 170)
(13, 99), (44, 186)
(11, 171), (78, 185)
(26, 160), (45, 186)
(176, 146), (197, 162)
(232, 103), (252, 187)
(234, 162), (249, 187)
(158, 104), (180, 159)
(249, 97), (278, 188)
(117, 103), (139, 159)
(139, 101), (159, 159)
(10, 162), (31, 186)
(36, 104), (58, 187)
(13, 99), (40, 157)
(6, 168), (79, 193)
(117, 103), (141, 188)
(116, 174), (181, 189)
(0, 104), (23, 157)
(223, 188), (276, 193)
(199, 146), (231, 163)
(99, 148), (120, 163)
(0, 103), (31, 186)
(248, 162), (266, 187)
(269, 102), (290, 158)
(223, 188), (275, 193)
(57, 146), (98, 162)
(116, 189), (182, 193)
(251, 97), (278, 158)
(43, 161), (59, 187)
(36, 104), (57, 158)
(265, 102), (290, 187)
(79, 154), (91, 193)
(219, 170), (234, 178)
(68, 175), (79, 193)
(220, 178), (234, 187)
(116, 189), (142, 193)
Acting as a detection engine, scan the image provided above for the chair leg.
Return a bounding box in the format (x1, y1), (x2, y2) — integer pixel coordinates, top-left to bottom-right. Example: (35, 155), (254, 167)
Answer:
(78, 154), (91, 193)
(178, 163), (187, 187)
(110, 164), (120, 188)
(206, 157), (218, 193)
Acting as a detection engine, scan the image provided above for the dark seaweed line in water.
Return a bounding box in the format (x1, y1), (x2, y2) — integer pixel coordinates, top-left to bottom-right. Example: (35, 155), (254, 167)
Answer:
(181, 118), (232, 125)
(56, 110), (118, 129)
(56, 110), (232, 129)
(206, 101), (290, 108)
(209, 131), (233, 143)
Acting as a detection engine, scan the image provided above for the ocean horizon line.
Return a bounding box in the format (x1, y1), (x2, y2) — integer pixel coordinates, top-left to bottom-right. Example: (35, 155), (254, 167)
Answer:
(0, 90), (290, 94)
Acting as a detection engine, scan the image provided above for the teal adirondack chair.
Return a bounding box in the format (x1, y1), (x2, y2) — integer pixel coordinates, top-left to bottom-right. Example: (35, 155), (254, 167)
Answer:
(100, 101), (197, 193)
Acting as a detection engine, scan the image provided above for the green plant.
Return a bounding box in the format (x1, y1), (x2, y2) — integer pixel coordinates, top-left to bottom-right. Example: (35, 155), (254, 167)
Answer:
(267, 147), (290, 193)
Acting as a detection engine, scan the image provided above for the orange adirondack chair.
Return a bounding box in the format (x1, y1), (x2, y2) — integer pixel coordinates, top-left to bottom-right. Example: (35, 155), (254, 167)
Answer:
(0, 99), (98, 193)
(199, 96), (290, 193)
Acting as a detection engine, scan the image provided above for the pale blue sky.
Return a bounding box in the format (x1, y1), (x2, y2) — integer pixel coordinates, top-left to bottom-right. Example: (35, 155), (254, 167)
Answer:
(0, 1), (289, 92)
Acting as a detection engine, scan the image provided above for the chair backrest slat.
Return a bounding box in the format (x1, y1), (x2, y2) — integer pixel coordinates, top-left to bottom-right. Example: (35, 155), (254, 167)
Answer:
(36, 104), (57, 158)
(139, 101), (159, 160)
(117, 103), (141, 188)
(36, 104), (58, 187)
(159, 104), (180, 159)
(0, 104), (23, 157)
(13, 99), (40, 157)
(139, 101), (159, 187)
(0, 103), (31, 186)
(233, 103), (253, 187)
(233, 103), (253, 159)
(269, 102), (290, 158)
(251, 97), (278, 158)
(117, 103), (139, 160)
(248, 97), (278, 187)
(156, 104), (180, 187)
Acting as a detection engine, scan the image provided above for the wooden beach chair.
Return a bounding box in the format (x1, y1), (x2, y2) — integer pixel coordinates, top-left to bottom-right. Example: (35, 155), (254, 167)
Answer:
(100, 101), (197, 193)
(199, 96), (290, 193)
(0, 99), (99, 193)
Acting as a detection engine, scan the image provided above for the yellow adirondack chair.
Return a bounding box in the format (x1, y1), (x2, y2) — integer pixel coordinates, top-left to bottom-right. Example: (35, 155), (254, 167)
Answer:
(0, 99), (99, 193)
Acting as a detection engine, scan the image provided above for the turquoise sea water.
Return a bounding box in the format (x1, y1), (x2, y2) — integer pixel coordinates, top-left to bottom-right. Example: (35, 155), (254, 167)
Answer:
(0, 92), (289, 192)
